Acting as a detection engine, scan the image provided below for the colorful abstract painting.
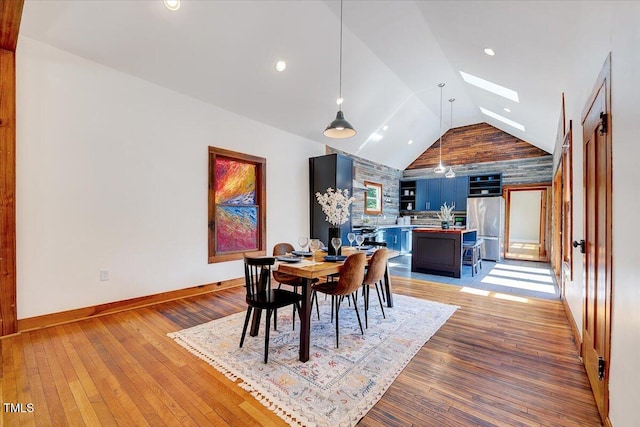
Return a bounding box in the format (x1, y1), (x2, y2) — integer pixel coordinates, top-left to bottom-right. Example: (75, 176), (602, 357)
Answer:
(215, 158), (258, 253)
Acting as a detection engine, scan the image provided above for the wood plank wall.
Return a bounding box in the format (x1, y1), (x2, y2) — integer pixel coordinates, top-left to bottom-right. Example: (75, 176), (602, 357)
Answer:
(406, 122), (550, 170)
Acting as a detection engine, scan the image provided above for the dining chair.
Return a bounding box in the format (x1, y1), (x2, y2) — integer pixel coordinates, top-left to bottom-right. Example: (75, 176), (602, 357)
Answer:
(311, 252), (366, 348)
(361, 248), (388, 328)
(240, 256), (302, 363)
(272, 242), (320, 326)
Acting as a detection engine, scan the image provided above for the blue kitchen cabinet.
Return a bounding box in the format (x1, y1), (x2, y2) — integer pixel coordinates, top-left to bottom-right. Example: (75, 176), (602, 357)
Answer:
(427, 178), (441, 210)
(454, 176), (468, 212)
(440, 178), (455, 208)
(385, 228), (401, 251)
(400, 228), (412, 253)
(414, 179), (428, 212)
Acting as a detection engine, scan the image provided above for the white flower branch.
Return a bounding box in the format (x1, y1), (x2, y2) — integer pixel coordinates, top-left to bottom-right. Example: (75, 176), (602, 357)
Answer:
(315, 187), (354, 227)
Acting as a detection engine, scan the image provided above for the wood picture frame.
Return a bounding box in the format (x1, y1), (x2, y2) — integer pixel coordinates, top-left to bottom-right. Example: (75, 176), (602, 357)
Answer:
(208, 147), (266, 263)
(364, 181), (383, 215)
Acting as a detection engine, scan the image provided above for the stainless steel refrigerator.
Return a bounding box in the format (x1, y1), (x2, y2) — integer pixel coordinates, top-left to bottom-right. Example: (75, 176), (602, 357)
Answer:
(466, 196), (505, 261)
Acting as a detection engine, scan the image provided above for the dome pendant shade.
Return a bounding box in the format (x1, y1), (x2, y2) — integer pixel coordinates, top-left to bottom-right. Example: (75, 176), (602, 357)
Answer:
(434, 163), (446, 174)
(324, 110), (357, 138)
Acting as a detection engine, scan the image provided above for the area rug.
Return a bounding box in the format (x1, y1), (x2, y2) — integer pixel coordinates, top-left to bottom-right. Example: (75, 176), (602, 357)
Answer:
(168, 293), (457, 427)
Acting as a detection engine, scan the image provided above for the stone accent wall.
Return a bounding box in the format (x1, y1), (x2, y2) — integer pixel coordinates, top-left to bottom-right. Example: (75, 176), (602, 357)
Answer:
(327, 147), (403, 227)
(403, 156), (553, 186)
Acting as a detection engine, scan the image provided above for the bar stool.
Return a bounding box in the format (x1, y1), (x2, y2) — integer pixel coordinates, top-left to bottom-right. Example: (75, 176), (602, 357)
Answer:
(463, 240), (483, 277)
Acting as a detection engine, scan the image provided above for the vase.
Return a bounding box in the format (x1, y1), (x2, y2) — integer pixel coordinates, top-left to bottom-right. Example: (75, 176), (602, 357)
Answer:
(441, 221), (450, 229)
(328, 227), (342, 256)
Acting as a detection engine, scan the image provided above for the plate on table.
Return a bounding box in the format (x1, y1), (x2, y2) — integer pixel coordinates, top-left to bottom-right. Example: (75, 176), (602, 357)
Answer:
(291, 250), (313, 257)
(276, 255), (302, 263)
(323, 255), (347, 262)
(358, 245), (373, 251)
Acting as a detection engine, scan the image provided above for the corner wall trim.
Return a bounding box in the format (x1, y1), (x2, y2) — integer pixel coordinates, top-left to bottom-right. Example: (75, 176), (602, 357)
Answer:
(14, 278), (244, 334)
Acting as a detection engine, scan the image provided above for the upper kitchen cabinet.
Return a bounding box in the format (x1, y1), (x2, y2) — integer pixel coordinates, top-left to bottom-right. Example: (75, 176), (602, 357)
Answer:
(468, 173), (502, 197)
(454, 176), (469, 211)
(413, 177), (468, 211)
(309, 154), (353, 244)
(399, 180), (416, 211)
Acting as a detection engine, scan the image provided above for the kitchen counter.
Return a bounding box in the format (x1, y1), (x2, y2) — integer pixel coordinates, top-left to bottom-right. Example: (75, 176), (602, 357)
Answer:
(414, 227), (473, 233)
(411, 228), (478, 278)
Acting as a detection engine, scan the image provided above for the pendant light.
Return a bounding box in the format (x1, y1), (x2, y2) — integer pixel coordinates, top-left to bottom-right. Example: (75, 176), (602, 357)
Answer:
(434, 82), (446, 173)
(324, 0), (356, 138)
(445, 97), (456, 178)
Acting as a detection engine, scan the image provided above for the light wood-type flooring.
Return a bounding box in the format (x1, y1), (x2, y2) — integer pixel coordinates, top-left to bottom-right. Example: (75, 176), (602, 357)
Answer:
(1, 277), (601, 426)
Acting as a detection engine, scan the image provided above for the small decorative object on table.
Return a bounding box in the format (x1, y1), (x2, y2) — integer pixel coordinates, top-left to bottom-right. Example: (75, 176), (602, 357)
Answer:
(315, 187), (354, 255)
(437, 202), (455, 229)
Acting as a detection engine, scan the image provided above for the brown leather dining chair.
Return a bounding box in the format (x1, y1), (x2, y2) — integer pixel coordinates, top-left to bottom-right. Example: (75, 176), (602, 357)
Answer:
(311, 252), (366, 348)
(361, 248), (388, 328)
(240, 256), (302, 363)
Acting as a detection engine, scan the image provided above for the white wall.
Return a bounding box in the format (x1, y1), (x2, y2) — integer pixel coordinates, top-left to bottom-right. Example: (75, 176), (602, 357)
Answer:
(557, 3), (640, 426)
(508, 190), (541, 243)
(16, 37), (325, 319)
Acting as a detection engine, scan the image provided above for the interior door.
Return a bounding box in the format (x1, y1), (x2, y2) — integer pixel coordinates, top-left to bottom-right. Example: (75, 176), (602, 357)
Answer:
(580, 55), (612, 422)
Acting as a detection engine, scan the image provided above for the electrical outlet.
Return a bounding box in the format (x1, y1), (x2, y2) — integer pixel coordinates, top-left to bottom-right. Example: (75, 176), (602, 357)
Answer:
(99, 270), (109, 281)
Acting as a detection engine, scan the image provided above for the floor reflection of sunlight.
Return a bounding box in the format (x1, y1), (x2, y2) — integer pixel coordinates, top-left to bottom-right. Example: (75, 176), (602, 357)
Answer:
(494, 293), (529, 303)
(489, 269), (554, 283)
(492, 263), (551, 275)
(481, 275), (556, 294)
(460, 287), (490, 296)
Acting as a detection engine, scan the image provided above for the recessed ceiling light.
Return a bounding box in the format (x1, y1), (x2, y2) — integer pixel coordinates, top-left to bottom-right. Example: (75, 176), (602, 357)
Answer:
(275, 60), (286, 72)
(336, 97), (344, 105)
(460, 71), (519, 102)
(480, 107), (526, 132)
(163, 0), (180, 11)
(382, 125), (389, 131)
(408, 140), (413, 145)
(484, 48), (495, 56)
(503, 107), (511, 113)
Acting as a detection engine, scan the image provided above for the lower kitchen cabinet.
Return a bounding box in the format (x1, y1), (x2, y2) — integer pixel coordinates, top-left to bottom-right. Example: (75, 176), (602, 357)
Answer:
(385, 228), (400, 252)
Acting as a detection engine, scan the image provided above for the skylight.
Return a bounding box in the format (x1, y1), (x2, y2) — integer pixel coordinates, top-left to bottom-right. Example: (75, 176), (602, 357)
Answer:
(459, 71), (519, 102)
(480, 107), (526, 132)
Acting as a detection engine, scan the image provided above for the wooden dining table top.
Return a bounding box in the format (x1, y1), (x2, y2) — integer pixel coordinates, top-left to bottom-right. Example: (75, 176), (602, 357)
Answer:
(276, 247), (398, 280)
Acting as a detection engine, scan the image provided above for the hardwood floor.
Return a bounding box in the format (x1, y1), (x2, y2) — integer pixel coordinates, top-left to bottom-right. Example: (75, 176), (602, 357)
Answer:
(1, 277), (601, 426)
(506, 242), (546, 261)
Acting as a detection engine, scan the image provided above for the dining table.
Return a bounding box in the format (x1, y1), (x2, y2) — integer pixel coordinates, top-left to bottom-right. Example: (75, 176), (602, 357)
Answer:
(272, 247), (398, 362)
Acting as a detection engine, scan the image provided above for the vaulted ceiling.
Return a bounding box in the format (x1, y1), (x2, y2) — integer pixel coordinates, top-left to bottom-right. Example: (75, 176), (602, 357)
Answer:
(19, 0), (585, 170)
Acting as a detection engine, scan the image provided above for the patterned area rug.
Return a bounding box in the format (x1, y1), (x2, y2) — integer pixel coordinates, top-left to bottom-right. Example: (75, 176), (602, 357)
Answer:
(168, 293), (457, 427)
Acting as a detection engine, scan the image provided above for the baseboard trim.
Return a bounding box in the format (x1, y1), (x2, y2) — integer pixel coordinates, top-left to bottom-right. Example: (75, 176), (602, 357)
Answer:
(15, 277), (244, 333)
(562, 296), (582, 353)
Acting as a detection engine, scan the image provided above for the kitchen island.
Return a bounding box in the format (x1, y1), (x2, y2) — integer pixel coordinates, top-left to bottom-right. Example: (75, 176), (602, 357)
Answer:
(411, 228), (478, 278)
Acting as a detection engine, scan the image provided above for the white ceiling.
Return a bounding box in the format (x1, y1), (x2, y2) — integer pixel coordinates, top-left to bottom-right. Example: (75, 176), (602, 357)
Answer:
(19, 0), (583, 170)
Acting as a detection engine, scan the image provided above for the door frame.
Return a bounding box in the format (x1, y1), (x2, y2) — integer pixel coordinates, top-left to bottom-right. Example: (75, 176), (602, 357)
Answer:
(0, 0), (24, 336)
(503, 184), (551, 262)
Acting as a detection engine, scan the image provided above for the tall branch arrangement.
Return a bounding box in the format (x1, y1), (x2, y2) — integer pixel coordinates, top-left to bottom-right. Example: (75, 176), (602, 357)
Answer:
(315, 187), (354, 227)
(437, 202), (456, 222)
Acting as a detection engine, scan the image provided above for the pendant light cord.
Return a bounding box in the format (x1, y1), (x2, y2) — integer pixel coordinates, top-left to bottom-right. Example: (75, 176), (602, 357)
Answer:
(438, 83), (444, 165)
(338, 0), (343, 109)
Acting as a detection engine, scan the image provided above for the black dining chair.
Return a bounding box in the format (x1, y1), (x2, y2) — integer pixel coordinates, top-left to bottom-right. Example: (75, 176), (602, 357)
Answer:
(240, 255), (302, 363)
(311, 252), (366, 348)
(272, 242), (320, 327)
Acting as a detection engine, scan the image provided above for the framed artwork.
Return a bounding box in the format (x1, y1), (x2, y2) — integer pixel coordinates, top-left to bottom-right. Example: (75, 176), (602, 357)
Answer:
(208, 147), (266, 263)
(364, 181), (383, 215)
